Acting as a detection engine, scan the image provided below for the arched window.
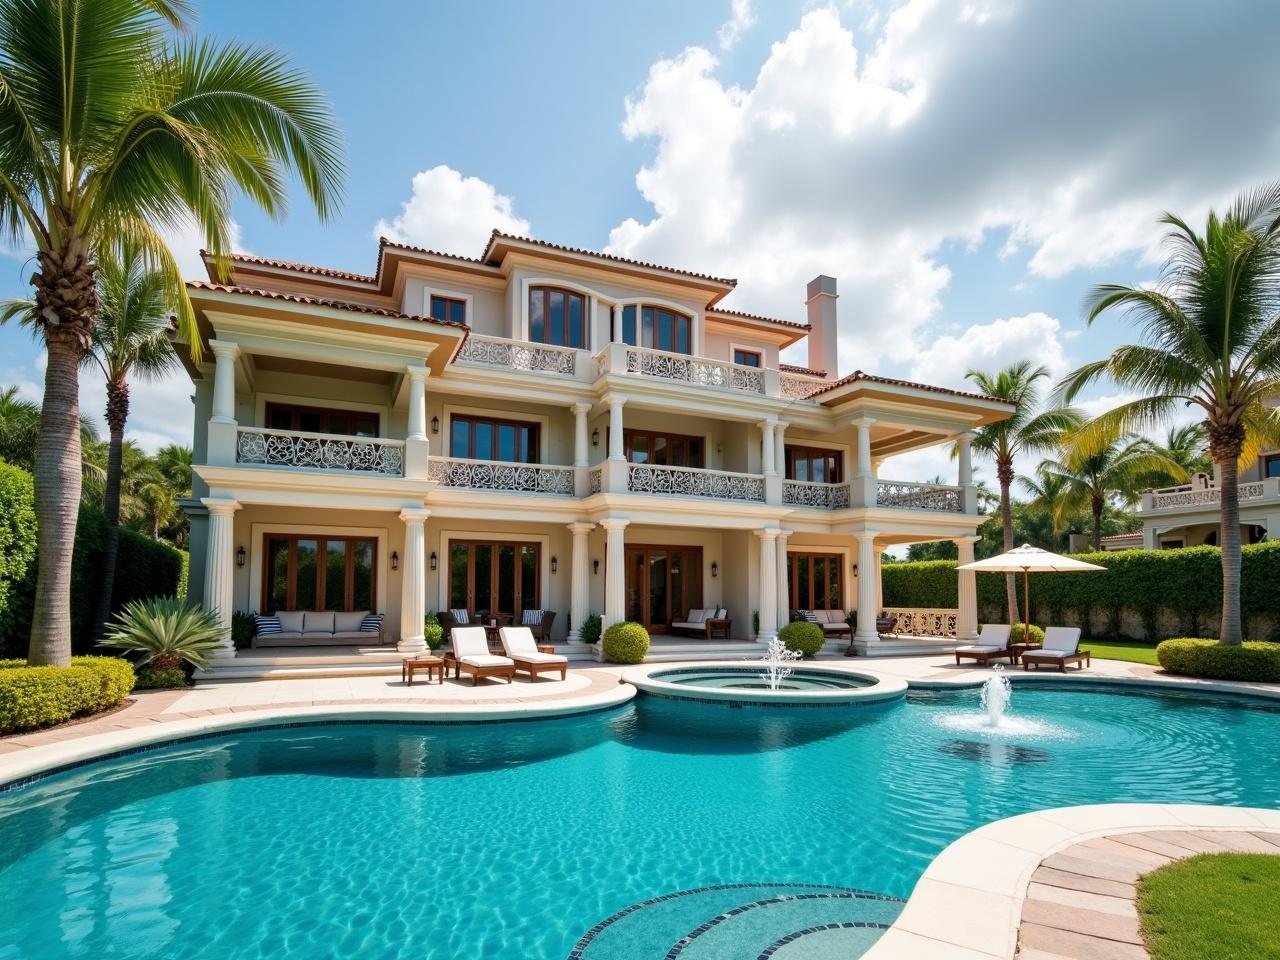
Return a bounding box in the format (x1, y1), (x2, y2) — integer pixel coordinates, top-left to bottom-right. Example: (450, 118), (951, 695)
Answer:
(620, 304), (692, 354)
(529, 286), (587, 348)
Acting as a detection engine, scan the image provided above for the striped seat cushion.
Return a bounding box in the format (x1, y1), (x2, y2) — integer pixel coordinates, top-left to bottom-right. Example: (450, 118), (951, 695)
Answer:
(521, 609), (544, 625)
(359, 613), (384, 633)
(254, 615), (283, 636)
(449, 609), (470, 625)
(800, 610), (820, 623)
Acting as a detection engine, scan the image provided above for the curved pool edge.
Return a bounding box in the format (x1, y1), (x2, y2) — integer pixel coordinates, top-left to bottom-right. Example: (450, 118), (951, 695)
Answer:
(625, 660), (908, 705)
(902, 668), (1280, 702)
(860, 801), (1280, 960)
(0, 680), (637, 792)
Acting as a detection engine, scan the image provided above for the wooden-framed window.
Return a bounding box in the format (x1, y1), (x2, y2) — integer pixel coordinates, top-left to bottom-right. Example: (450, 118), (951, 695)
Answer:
(785, 445), (843, 483)
(733, 348), (762, 367)
(448, 540), (540, 621)
(622, 429), (705, 468)
(786, 552), (844, 613)
(529, 286), (587, 348)
(620, 304), (692, 354)
(265, 402), (379, 438)
(429, 295), (466, 325)
(449, 414), (540, 463)
(1264, 453), (1280, 478)
(262, 534), (376, 612)
(624, 544), (703, 629)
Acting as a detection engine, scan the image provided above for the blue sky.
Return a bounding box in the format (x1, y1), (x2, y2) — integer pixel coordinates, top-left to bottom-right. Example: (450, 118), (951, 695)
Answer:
(3, 0), (1278, 478)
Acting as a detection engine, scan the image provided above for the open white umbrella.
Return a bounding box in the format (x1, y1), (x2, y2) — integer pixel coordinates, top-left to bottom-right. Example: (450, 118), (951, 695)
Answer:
(957, 544), (1105, 643)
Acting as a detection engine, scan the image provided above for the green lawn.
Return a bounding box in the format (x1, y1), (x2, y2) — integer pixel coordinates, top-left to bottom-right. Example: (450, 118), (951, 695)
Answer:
(1079, 638), (1162, 665)
(1138, 853), (1280, 960)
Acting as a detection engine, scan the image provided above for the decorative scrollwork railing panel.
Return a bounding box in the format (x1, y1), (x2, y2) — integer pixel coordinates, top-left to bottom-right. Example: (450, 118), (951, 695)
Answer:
(1150, 482), (1267, 510)
(875, 479), (963, 512)
(622, 346), (765, 394)
(455, 334), (578, 375)
(627, 463), (765, 502)
(881, 607), (959, 638)
(778, 374), (826, 401)
(236, 427), (404, 475)
(588, 466), (602, 494)
(426, 457), (575, 496)
(783, 480), (850, 509)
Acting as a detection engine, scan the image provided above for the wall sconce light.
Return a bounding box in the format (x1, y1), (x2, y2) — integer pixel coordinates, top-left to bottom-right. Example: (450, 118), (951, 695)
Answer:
(593, 559), (600, 575)
(710, 561), (719, 578)
(851, 563), (858, 575)
(429, 551), (437, 571)
(550, 556), (558, 574)
(236, 546), (246, 568)
(430, 415), (440, 434)
(391, 551), (399, 571)
(592, 428), (600, 447)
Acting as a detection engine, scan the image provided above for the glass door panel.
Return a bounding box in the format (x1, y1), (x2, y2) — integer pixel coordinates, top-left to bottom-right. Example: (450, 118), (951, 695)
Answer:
(497, 544), (517, 619)
(473, 544), (493, 617)
(648, 553), (669, 628)
(295, 539), (318, 610)
(626, 549), (645, 623)
(520, 546), (538, 611)
(266, 538), (290, 613)
(324, 540), (347, 610)
(352, 541), (374, 611)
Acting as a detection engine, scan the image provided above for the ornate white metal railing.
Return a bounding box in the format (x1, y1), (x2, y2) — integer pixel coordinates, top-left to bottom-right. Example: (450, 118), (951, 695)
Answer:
(876, 479), (963, 512)
(618, 346), (766, 394)
(455, 334), (578, 375)
(783, 479), (851, 509)
(778, 373), (826, 401)
(588, 466), (602, 494)
(627, 463), (765, 501)
(426, 457), (575, 495)
(236, 427), (405, 475)
(1149, 481), (1267, 510)
(881, 607), (959, 638)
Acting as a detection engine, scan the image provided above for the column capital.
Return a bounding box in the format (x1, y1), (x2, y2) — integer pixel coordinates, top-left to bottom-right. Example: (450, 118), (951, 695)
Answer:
(571, 401), (592, 415)
(953, 534), (981, 544)
(201, 496), (240, 516)
(754, 527), (781, 541)
(599, 517), (629, 532)
(567, 521), (596, 535)
(406, 364), (430, 383)
(607, 395), (626, 409)
(758, 416), (779, 429)
(208, 339), (239, 359)
(399, 506), (432, 523)
(854, 530), (878, 544)
(853, 416), (876, 428)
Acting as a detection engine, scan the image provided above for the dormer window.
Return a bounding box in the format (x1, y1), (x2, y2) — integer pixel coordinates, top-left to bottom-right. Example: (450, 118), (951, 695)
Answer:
(733, 348), (762, 367)
(529, 286), (587, 348)
(430, 295), (466, 325)
(620, 304), (691, 354)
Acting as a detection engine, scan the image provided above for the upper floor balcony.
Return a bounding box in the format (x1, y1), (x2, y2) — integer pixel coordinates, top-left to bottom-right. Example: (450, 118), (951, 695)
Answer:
(1140, 476), (1280, 514)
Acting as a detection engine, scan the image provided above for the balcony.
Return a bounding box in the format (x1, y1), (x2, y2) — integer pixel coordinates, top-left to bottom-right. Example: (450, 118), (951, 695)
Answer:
(614, 345), (765, 394)
(455, 334), (580, 376)
(626, 463), (766, 502)
(1143, 477), (1275, 512)
(782, 477), (967, 512)
(783, 479), (851, 509)
(235, 426), (406, 475)
(426, 456), (576, 496)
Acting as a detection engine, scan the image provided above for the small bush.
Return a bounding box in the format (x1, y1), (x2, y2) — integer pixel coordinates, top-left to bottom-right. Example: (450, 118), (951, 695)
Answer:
(1010, 624), (1046, 646)
(602, 621), (650, 664)
(780, 620), (824, 658)
(423, 612), (444, 650)
(0, 656), (136, 732)
(101, 597), (224, 670)
(74, 656), (136, 710)
(1156, 638), (1280, 682)
(134, 666), (190, 690)
(578, 613), (602, 647)
(232, 610), (257, 650)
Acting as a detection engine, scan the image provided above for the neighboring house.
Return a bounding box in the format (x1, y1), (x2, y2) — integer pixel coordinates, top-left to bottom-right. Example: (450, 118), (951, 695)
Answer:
(1099, 532), (1143, 552)
(1136, 457), (1280, 549)
(179, 231), (1015, 670)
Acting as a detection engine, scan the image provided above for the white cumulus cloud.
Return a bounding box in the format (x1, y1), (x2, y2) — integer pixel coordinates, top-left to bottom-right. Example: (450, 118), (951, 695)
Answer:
(375, 164), (529, 256)
(718, 0), (757, 50)
(908, 312), (1068, 392)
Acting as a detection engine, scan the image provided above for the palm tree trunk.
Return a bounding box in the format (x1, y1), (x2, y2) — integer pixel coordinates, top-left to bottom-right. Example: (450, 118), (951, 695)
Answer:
(1215, 453), (1244, 645)
(91, 379), (129, 642)
(1091, 494), (1104, 551)
(997, 465), (1019, 625)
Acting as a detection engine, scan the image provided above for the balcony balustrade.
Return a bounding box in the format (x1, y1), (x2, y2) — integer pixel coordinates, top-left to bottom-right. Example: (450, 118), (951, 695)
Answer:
(455, 334), (579, 375)
(235, 426), (405, 475)
(626, 462), (766, 502)
(880, 607), (959, 638)
(778, 372), (827, 400)
(426, 456), (576, 496)
(875, 479), (963, 512)
(783, 479), (851, 509)
(1147, 479), (1270, 511)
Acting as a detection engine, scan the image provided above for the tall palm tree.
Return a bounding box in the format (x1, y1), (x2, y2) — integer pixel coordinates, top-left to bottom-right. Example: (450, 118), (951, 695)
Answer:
(1153, 423), (1212, 478)
(0, 0), (343, 666)
(0, 384), (101, 481)
(1017, 464), (1073, 551)
(1041, 430), (1187, 550)
(965, 362), (1081, 622)
(1059, 184), (1280, 645)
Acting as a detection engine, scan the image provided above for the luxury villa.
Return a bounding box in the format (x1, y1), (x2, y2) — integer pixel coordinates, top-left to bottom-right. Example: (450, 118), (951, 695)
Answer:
(179, 232), (1017, 676)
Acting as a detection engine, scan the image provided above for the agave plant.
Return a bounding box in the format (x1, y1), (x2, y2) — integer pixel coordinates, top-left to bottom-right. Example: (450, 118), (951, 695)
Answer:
(101, 597), (224, 671)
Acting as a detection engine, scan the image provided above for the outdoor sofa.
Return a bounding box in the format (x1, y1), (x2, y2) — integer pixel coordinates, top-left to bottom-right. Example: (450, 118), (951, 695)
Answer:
(670, 607), (731, 640)
(253, 610), (383, 647)
(798, 609), (852, 639)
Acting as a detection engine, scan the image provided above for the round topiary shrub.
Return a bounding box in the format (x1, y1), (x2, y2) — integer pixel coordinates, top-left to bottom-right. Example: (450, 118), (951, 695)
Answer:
(602, 621), (650, 664)
(1156, 638), (1280, 682)
(1010, 624), (1046, 646)
(779, 620), (824, 658)
(134, 666), (190, 690)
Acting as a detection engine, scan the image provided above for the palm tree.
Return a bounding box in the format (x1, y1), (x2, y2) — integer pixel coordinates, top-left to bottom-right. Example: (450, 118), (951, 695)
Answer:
(1154, 423), (1212, 478)
(965, 362), (1081, 622)
(1059, 184), (1280, 645)
(0, 384), (102, 482)
(1017, 464), (1073, 551)
(0, 0), (343, 666)
(1041, 430), (1188, 550)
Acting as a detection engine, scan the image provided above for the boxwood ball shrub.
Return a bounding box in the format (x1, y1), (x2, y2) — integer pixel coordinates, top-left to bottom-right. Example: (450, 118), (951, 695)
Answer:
(780, 620), (824, 658)
(1156, 638), (1280, 682)
(0, 656), (136, 733)
(602, 621), (650, 664)
(1009, 624), (1046, 646)
(423, 612), (444, 650)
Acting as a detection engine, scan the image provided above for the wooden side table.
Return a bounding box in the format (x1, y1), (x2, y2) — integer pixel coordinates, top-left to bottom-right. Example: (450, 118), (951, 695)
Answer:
(402, 655), (444, 686)
(1009, 643), (1041, 665)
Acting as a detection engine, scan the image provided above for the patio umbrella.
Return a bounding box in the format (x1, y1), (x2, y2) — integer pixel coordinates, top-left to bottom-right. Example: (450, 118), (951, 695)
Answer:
(957, 544), (1105, 643)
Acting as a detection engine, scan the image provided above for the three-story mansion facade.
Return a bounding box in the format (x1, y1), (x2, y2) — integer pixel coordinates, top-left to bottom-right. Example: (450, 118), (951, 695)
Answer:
(179, 231), (1015, 663)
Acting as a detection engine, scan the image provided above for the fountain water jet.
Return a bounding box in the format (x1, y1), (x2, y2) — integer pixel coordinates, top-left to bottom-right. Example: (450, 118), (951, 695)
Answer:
(758, 638), (803, 691)
(980, 664), (1012, 728)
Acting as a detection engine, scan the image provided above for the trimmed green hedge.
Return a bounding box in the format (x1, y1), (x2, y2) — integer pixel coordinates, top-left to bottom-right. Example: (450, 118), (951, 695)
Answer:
(0, 655), (136, 732)
(1156, 638), (1280, 682)
(602, 621), (650, 664)
(0, 463), (37, 655)
(882, 542), (1280, 641)
(134, 666), (190, 690)
(779, 621), (824, 658)
(1010, 624), (1046, 645)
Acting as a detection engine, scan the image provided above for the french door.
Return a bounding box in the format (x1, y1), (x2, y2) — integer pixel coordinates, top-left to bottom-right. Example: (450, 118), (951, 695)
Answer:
(447, 540), (540, 620)
(786, 552), (845, 612)
(262, 534), (376, 612)
(624, 545), (703, 632)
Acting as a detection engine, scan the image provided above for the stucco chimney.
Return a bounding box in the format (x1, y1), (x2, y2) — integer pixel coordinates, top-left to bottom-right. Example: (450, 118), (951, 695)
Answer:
(805, 275), (838, 379)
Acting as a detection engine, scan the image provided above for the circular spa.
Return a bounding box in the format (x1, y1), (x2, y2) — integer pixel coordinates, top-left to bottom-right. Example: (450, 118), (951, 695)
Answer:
(5, 683), (1280, 960)
(628, 661), (907, 704)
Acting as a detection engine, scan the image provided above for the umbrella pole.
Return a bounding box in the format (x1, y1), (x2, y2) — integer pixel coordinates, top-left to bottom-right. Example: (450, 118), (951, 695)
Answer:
(1023, 567), (1031, 645)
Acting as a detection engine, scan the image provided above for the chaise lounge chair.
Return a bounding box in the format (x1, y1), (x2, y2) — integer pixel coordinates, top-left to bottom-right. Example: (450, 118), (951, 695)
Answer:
(450, 626), (516, 685)
(1021, 627), (1089, 672)
(499, 626), (568, 681)
(953, 624), (1014, 666)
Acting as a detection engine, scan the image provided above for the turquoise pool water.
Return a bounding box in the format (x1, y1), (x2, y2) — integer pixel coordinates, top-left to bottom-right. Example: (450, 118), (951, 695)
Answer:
(2, 684), (1279, 959)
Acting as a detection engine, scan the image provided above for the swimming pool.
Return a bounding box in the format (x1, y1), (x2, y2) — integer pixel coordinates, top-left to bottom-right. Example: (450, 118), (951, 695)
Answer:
(2, 683), (1279, 959)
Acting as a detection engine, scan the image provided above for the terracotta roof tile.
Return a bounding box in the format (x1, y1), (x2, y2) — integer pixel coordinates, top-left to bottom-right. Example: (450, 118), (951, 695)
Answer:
(201, 250), (376, 284)
(1101, 531), (1142, 541)
(779, 362), (826, 377)
(709, 307), (809, 331)
(809, 369), (1011, 405)
(377, 236), (488, 266)
(482, 230), (737, 287)
(186, 281), (469, 331)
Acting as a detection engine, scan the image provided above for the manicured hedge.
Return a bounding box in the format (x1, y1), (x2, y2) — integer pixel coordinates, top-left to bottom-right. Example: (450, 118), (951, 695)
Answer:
(1156, 638), (1280, 682)
(1010, 624), (1046, 645)
(133, 666), (190, 690)
(602, 621), (650, 664)
(0, 655), (136, 732)
(0, 463), (37, 655)
(779, 621), (824, 658)
(882, 542), (1280, 641)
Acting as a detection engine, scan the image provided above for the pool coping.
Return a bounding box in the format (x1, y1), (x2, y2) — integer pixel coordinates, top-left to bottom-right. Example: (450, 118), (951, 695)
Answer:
(859, 803), (1280, 960)
(625, 660), (908, 704)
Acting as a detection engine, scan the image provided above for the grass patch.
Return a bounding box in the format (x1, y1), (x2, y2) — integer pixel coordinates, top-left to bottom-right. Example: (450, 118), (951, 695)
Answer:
(1138, 852), (1280, 960)
(1079, 638), (1161, 665)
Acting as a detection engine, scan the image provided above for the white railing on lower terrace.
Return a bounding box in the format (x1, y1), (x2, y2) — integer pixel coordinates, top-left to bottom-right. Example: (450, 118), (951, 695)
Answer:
(236, 426), (405, 475)
(589, 466), (602, 494)
(778, 373), (826, 400)
(616, 345), (766, 394)
(426, 457), (575, 495)
(881, 607), (959, 638)
(1149, 481), (1267, 510)
(783, 479), (851, 509)
(627, 463), (765, 502)
(876, 479), (963, 512)
(455, 334), (578, 375)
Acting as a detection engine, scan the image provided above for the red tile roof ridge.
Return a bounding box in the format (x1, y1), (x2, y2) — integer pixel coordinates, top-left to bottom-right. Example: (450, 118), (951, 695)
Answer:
(483, 230), (738, 286)
(779, 363), (827, 377)
(809, 369), (1011, 404)
(200, 250), (376, 284)
(709, 307), (809, 331)
(186, 281), (469, 330)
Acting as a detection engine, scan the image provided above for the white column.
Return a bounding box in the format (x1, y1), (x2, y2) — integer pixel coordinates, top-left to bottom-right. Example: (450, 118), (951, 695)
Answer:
(209, 341), (238, 423)
(601, 518), (628, 627)
(853, 532), (879, 644)
(612, 304), (622, 342)
(572, 403), (591, 467)
(955, 536), (980, 641)
(406, 366), (429, 440)
(398, 507), (431, 653)
(568, 522), (594, 639)
(760, 419), (777, 476)
(855, 418), (874, 477)
(957, 431), (974, 487)
(608, 397), (626, 460)
(756, 529), (778, 643)
(774, 422), (787, 481)
(775, 532), (790, 630)
(201, 497), (240, 661)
